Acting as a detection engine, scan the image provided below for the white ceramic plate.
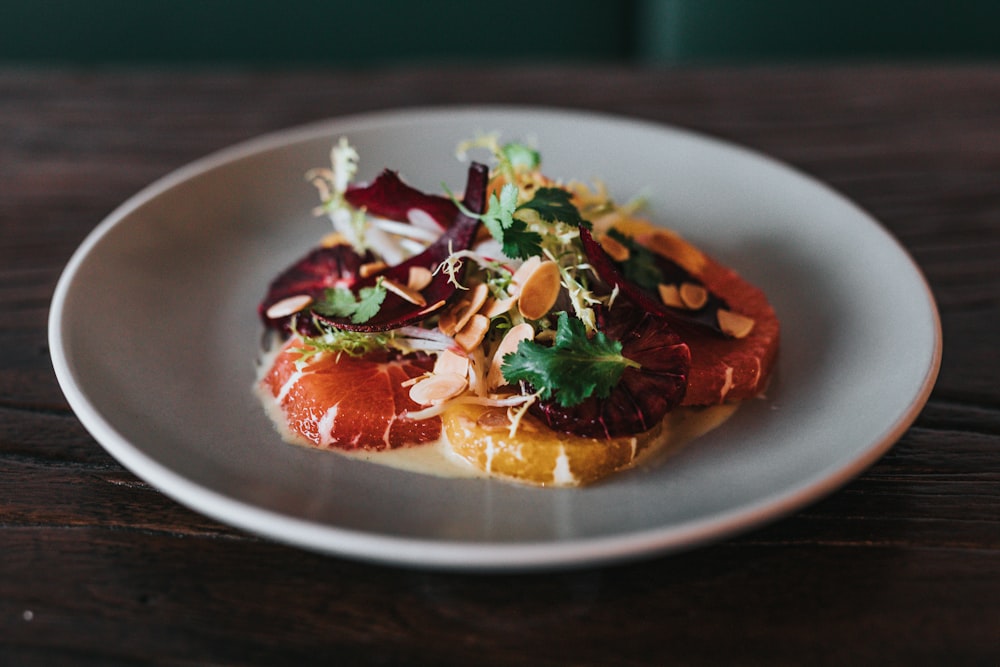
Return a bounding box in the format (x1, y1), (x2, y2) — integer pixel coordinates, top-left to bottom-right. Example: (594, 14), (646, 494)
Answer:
(49, 107), (941, 570)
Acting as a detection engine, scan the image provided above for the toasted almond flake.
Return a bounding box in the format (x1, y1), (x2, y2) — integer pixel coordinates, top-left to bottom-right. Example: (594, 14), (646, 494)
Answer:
(657, 283), (684, 309)
(599, 234), (630, 262)
(483, 295), (516, 319)
(486, 322), (535, 390)
(476, 408), (512, 432)
(464, 282), (490, 320)
(382, 277), (427, 307)
(509, 256), (542, 295)
(680, 282), (708, 310)
(717, 309), (755, 339)
(408, 372), (468, 405)
(359, 261), (388, 278)
(445, 282), (490, 335)
(407, 265), (433, 291)
(535, 329), (556, 344)
(265, 294), (313, 319)
(400, 373), (430, 388)
(434, 349), (470, 377)
(635, 228), (707, 274)
(517, 260), (562, 320)
(454, 313), (490, 352)
(320, 232), (348, 248)
(418, 299), (447, 316)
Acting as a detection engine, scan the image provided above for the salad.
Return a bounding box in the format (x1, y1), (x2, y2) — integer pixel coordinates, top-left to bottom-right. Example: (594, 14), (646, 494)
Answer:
(257, 135), (779, 486)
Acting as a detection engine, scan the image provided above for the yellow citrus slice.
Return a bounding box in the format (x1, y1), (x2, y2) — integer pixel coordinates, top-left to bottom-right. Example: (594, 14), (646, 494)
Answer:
(442, 402), (664, 486)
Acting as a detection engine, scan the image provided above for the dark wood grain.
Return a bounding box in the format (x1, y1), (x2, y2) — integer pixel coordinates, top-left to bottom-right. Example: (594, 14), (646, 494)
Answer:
(1, 66), (998, 666)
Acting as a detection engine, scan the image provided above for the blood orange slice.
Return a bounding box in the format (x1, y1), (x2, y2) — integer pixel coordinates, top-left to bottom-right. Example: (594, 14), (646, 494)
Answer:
(260, 338), (440, 450)
(528, 303), (690, 439)
(613, 220), (780, 406)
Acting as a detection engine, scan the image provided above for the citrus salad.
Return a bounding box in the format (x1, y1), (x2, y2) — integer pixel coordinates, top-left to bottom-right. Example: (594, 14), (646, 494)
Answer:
(256, 136), (779, 486)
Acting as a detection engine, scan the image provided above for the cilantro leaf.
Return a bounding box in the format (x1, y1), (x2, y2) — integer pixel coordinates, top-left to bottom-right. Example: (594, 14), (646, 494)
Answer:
(517, 187), (589, 229)
(479, 183), (542, 260)
(607, 228), (663, 290)
(352, 283), (388, 323)
(481, 183), (518, 242)
(501, 312), (640, 407)
(313, 279), (387, 324)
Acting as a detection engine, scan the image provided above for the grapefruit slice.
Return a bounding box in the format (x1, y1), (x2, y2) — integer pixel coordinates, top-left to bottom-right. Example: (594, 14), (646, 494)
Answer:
(260, 338), (440, 450)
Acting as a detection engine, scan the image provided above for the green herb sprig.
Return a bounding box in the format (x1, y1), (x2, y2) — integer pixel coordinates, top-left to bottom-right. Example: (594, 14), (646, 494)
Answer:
(501, 312), (640, 407)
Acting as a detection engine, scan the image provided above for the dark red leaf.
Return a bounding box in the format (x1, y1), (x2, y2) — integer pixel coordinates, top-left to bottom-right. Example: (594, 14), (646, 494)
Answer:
(344, 169), (458, 230)
(312, 162), (490, 332)
(580, 226), (729, 336)
(259, 245), (374, 336)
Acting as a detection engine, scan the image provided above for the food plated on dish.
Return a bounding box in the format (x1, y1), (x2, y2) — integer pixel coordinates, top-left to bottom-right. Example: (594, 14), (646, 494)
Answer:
(256, 136), (779, 486)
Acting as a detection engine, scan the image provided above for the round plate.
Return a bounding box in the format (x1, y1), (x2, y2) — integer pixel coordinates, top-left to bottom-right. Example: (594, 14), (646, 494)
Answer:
(49, 107), (941, 570)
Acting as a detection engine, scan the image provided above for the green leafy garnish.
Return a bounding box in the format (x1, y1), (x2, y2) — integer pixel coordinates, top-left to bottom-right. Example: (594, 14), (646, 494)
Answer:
(518, 187), (590, 229)
(312, 279), (387, 324)
(501, 142), (541, 171)
(295, 328), (393, 363)
(480, 183), (543, 260)
(501, 312), (640, 407)
(607, 229), (663, 290)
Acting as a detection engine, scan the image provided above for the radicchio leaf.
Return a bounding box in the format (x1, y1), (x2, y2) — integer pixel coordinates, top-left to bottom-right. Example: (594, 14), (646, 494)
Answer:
(259, 245), (375, 336)
(344, 169), (459, 230)
(312, 162), (490, 332)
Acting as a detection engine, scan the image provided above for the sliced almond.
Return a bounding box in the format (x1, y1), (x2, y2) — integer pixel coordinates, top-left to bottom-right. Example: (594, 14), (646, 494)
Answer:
(476, 408), (512, 432)
(434, 349), (470, 377)
(717, 309), (755, 339)
(483, 295), (516, 319)
(486, 322), (535, 390)
(679, 282), (708, 310)
(265, 294), (313, 319)
(320, 232), (348, 248)
(418, 299), (447, 316)
(359, 261), (388, 278)
(599, 234), (630, 262)
(408, 372), (468, 405)
(444, 282), (490, 335)
(509, 255), (542, 295)
(657, 283), (684, 309)
(407, 265), (433, 292)
(517, 260), (562, 320)
(454, 313), (490, 352)
(382, 277), (427, 307)
(635, 228), (707, 274)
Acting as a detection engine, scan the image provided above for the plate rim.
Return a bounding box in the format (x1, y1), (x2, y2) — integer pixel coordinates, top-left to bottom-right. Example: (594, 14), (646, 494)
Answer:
(48, 105), (943, 571)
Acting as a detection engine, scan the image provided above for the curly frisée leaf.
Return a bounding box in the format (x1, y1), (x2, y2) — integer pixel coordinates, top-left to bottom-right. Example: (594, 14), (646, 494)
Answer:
(501, 312), (640, 407)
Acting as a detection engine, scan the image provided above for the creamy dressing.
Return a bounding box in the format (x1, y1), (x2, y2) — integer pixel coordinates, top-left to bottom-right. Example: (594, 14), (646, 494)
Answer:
(255, 356), (738, 485)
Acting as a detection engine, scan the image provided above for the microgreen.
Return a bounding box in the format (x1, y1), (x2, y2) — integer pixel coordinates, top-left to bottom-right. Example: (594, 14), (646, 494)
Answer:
(501, 312), (640, 407)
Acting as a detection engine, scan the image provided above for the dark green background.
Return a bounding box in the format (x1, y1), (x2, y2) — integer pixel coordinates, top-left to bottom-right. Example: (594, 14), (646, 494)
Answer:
(2, 0), (998, 65)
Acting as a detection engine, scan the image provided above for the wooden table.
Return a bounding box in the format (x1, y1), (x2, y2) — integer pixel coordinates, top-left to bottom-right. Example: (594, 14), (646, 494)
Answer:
(2, 66), (997, 665)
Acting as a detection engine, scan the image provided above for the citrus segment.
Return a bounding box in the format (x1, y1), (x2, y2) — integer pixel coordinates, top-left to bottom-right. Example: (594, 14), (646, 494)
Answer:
(610, 218), (780, 406)
(260, 338), (439, 450)
(443, 403), (662, 486)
